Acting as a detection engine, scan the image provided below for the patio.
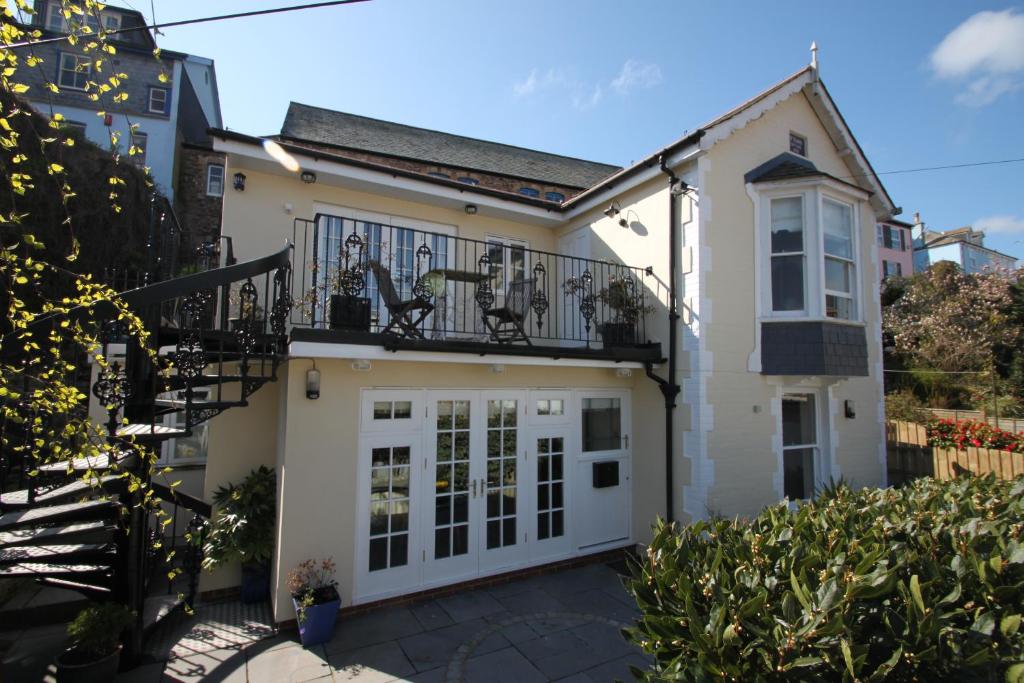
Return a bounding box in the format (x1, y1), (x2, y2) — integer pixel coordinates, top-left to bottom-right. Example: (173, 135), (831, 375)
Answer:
(118, 559), (650, 682)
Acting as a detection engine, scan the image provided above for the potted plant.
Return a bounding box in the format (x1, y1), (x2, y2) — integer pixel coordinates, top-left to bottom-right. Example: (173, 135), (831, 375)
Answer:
(288, 557), (341, 647)
(596, 275), (651, 347)
(56, 602), (133, 683)
(202, 465), (276, 603)
(299, 263), (371, 331)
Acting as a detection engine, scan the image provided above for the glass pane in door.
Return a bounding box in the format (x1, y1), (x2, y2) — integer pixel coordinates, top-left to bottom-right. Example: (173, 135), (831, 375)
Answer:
(536, 437), (565, 540)
(368, 446), (411, 571)
(434, 400), (471, 560)
(582, 398), (621, 451)
(485, 399), (517, 550)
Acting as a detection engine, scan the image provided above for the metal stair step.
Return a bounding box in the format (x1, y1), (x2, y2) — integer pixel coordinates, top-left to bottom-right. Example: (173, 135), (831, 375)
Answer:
(0, 542), (116, 567)
(37, 576), (113, 598)
(0, 562), (113, 582)
(0, 521), (114, 549)
(37, 451), (135, 474)
(0, 500), (120, 532)
(116, 424), (189, 441)
(0, 475), (124, 509)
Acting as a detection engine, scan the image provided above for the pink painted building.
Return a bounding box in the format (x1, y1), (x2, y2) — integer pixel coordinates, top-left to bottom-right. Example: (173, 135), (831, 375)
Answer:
(876, 217), (914, 279)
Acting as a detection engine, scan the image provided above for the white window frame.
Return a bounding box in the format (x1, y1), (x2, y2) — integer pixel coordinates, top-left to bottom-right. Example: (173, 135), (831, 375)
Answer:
(156, 388), (210, 466)
(148, 87), (169, 115)
(821, 196), (857, 321)
(778, 390), (821, 501)
(206, 163), (224, 197)
(58, 52), (91, 91)
(101, 12), (121, 31)
(129, 131), (147, 167)
(789, 132), (807, 157)
(767, 194), (809, 317)
(751, 179), (866, 324)
(45, 3), (67, 31)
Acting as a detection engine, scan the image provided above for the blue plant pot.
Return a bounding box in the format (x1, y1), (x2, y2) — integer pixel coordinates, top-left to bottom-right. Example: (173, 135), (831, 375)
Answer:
(240, 562), (270, 604)
(294, 596), (341, 647)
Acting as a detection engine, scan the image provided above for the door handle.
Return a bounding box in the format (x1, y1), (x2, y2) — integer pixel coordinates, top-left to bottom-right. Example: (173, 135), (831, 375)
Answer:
(472, 479), (477, 498)
(623, 434), (629, 449)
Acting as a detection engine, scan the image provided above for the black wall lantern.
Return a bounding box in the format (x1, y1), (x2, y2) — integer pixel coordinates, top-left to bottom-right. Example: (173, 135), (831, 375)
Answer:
(233, 172), (247, 191)
(844, 400), (856, 419)
(300, 170), (317, 184)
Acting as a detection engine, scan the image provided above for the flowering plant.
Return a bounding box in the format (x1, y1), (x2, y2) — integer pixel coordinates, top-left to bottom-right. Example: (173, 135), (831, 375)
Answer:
(926, 418), (1024, 453)
(287, 557), (339, 622)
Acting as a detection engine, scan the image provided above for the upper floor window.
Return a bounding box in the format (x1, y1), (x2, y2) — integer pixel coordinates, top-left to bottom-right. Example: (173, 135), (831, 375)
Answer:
(148, 87), (169, 115)
(47, 4), (107, 32)
(882, 260), (903, 279)
(457, 177), (479, 185)
(761, 185), (863, 322)
(206, 164), (224, 197)
(101, 13), (121, 31)
(545, 191), (565, 202)
(823, 198), (855, 320)
(876, 224), (905, 251)
(45, 3), (66, 31)
(58, 53), (90, 90)
(518, 187), (540, 198)
(129, 132), (147, 167)
(770, 197), (805, 312)
(789, 132), (807, 157)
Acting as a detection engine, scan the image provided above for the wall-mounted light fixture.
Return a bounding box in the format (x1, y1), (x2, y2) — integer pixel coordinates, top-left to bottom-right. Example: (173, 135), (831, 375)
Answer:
(617, 209), (640, 229)
(603, 202), (621, 219)
(464, 204), (478, 215)
(351, 359), (372, 372)
(489, 364), (505, 374)
(306, 363), (321, 400)
(844, 400), (856, 419)
(233, 172), (247, 191)
(300, 170), (317, 184)
(615, 367), (632, 378)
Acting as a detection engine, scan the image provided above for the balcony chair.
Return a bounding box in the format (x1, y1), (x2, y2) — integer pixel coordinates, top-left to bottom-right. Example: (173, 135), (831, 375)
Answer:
(483, 278), (534, 345)
(368, 260), (435, 339)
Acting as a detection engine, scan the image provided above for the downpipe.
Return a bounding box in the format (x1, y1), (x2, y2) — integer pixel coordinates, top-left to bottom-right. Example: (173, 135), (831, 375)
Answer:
(644, 154), (684, 524)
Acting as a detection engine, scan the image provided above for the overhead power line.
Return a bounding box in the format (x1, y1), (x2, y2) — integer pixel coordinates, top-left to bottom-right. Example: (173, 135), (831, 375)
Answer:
(839, 157), (1024, 181)
(2, 0), (372, 49)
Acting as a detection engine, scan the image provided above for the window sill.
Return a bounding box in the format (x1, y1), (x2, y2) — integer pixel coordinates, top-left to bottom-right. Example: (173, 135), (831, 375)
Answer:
(760, 316), (865, 328)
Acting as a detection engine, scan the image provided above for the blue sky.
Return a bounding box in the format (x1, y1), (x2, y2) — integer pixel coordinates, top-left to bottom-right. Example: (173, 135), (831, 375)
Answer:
(130, 1), (1023, 257)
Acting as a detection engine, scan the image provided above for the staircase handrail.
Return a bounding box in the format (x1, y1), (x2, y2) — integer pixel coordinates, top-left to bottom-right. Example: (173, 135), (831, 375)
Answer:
(150, 481), (212, 518)
(0, 242), (293, 355)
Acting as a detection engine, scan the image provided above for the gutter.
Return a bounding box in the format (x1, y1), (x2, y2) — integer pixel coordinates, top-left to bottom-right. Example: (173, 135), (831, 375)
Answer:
(644, 154), (684, 524)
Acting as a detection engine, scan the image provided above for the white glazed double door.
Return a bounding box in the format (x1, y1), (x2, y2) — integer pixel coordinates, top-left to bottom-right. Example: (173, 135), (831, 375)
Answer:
(356, 389), (576, 600)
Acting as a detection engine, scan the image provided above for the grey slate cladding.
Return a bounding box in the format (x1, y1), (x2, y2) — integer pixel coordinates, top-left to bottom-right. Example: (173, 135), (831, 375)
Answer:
(761, 321), (869, 376)
(744, 152), (822, 184)
(280, 102), (621, 189)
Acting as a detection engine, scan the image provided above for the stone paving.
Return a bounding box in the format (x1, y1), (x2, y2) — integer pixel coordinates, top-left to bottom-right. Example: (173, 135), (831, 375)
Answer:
(117, 560), (650, 682)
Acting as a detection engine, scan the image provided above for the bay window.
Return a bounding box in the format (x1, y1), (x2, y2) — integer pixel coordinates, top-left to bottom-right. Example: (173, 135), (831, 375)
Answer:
(759, 182), (864, 323)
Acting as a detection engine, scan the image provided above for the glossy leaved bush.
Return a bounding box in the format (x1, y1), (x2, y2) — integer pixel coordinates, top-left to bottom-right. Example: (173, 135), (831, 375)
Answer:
(626, 476), (1024, 682)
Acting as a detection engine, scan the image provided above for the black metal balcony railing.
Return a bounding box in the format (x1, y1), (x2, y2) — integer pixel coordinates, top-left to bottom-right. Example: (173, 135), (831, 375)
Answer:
(290, 216), (658, 350)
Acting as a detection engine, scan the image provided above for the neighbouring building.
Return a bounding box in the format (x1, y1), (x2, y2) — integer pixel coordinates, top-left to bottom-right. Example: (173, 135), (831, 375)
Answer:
(20, 1), (226, 251)
(876, 218), (914, 279)
(197, 56), (895, 623)
(912, 214), (1019, 274)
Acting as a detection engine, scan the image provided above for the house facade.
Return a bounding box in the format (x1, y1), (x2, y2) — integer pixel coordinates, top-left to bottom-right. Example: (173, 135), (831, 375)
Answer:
(20, 1), (226, 251)
(200, 61), (894, 622)
(876, 218), (914, 279)
(913, 221), (1019, 274)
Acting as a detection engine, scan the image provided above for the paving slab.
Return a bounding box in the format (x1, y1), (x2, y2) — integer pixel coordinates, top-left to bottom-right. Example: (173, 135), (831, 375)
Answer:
(245, 640), (332, 683)
(463, 646), (546, 683)
(329, 640), (416, 682)
(163, 647), (248, 683)
(435, 590), (505, 623)
(398, 618), (508, 673)
(325, 606), (424, 655)
(408, 600), (454, 632)
(494, 587), (567, 616)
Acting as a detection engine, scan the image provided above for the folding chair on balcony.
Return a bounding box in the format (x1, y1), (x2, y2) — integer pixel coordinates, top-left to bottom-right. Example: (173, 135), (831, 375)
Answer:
(483, 278), (534, 345)
(368, 260), (435, 339)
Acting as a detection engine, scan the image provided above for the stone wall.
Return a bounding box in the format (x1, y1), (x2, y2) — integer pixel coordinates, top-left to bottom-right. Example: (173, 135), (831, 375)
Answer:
(175, 144), (224, 256)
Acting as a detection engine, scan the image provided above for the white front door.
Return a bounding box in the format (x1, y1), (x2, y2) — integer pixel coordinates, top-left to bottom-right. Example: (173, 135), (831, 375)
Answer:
(574, 391), (632, 550)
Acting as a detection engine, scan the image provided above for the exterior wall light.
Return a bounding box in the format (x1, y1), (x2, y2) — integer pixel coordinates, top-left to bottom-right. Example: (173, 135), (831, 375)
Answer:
(603, 202), (621, 219)
(300, 170), (317, 184)
(306, 366), (321, 400)
(465, 204), (478, 215)
(844, 400), (856, 419)
(233, 172), (246, 191)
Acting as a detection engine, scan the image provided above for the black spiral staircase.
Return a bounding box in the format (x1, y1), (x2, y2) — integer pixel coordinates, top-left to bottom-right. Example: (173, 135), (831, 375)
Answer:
(0, 241), (293, 662)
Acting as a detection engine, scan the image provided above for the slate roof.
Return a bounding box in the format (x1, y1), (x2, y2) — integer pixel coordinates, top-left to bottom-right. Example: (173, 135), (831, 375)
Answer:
(279, 103), (621, 190)
(744, 152), (868, 194)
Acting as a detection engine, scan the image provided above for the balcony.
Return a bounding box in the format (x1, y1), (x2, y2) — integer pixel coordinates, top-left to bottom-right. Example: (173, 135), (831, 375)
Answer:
(287, 216), (662, 363)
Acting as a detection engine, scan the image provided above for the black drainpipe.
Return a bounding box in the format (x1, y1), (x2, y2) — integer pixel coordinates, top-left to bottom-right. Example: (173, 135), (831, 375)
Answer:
(643, 154), (683, 524)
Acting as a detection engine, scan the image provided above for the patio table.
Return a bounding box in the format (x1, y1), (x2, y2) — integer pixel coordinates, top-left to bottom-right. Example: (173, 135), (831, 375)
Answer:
(423, 268), (491, 340)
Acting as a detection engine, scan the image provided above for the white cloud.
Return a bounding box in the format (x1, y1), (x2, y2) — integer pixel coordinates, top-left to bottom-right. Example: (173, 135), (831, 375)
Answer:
(975, 214), (1024, 235)
(610, 59), (663, 94)
(512, 59), (662, 109)
(931, 9), (1024, 106)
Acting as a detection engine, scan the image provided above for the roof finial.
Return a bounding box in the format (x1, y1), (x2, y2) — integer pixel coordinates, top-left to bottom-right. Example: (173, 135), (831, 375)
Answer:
(810, 41), (818, 70)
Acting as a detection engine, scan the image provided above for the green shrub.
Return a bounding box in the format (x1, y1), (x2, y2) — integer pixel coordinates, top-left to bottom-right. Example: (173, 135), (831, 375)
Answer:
(66, 602), (133, 659)
(626, 476), (1024, 682)
(885, 390), (930, 424)
(202, 465), (276, 570)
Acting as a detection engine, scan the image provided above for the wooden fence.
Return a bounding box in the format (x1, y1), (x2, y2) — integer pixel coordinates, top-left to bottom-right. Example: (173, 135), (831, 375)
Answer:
(886, 421), (1024, 486)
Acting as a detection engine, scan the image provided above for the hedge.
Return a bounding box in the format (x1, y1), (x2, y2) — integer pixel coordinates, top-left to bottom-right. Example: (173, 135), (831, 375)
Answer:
(626, 476), (1024, 682)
